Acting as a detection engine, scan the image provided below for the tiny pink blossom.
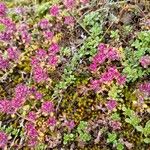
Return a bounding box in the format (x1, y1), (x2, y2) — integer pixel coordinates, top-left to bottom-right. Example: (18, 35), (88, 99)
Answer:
(109, 121), (121, 130)
(48, 43), (60, 54)
(27, 111), (37, 121)
(64, 0), (76, 9)
(47, 117), (57, 126)
(43, 31), (54, 40)
(34, 91), (43, 100)
(7, 47), (20, 60)
(140, 55), (150, 68)
(117, 75), (126, 85)
(48, 55), (58, 66)
(41, 101), (54, 113)
(0, 131), (8, 148)
(66, 120), (75, 129)
(64, 16), (74, 26)
(50, 5), (59, 16)
(89, 63), (97, 72)
(107, 100), (117, 111)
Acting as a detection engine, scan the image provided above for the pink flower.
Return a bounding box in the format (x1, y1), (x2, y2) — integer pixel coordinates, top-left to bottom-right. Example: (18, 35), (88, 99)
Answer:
(140, 55), (150, 68)
(14, 84), (29, 99)
(0, 131), (8, 148)
(34, 91), (43, 100)
(43, 31), (54, 40)
(64, 16), (74, 26)
(47, 117), (56, 126)
(39, 19), (50, 30)
(89, 63), (97, 72)
(90, 79), (100, 91)
(0, 55), (9, 70)
(64, 0), (76, 9)
(48, 43), (60, 54)
(109, 121), (121, 130)
(107, 100), (117, 111)
(0, 99), (15, 114)
(0, 3), (7, 16)
(21, 31), (31, 44)
(27, 111), (37, 121)
(66, 120), (75, 129)
(41, 101), (54, 113)
(36, 49), (47, 59)
(7, 47), (20, 60)
(48, 55), (58, 66)
(50, 5), (59, 16)
(25, 122), (38, 138)
(33, 67), (48, 83)
(139, 82), (150, 96)
(117, 75), (126, 85)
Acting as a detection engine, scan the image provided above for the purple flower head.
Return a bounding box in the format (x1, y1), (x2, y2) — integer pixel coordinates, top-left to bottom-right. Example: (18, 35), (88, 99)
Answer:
(47, 117), (57, 126)
(107, 100), (117, 111)
(50, 5), (59, 16)
(139, 82), (150, 96)
(0, 131), (8, 148)
(31, 57), (40, 67)
(48, 55), (58, 66)
(39, 19), (50, 30)
(89, 63), (97, 72)
(43, 31), (54, 40)
(27, 138), (38, 147)
(48, 43), (60, 54)
(0, 99), (15, 114)
(33, 66), (48, 83)
(7, 47), (20, 60)
(0, 55), (9, 70)
(0, 3), (7, 16)
(107, 48), (119, 60)
(66, 120), (75, 129)
(140, 55), (150, 68)
(41, 101), (54, 114)
(117, 75), (126, 85)
(109, 121), (121, 130)
(11, 97), (26, 111)
(36, 49), (47, 59)
(15, 84), (29, 99)
(64, 0), (76, 9)
(27, 111), (37, 122)
(18, 23), (29, 32)
(25, 122), (38, 141)
(34, 91), (43, 100)
(90, 79), (100, 91)
(64, 16), (74, 26)
(21, 31), (31, 44)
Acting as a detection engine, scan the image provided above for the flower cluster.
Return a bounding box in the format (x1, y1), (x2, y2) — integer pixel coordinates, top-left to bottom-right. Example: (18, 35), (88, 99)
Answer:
(31, 43), (60, 83)
(90, 66), (126, 91)
(89, 43), (120, 72)
(0, 54), (9, 70)
(0, 84), (29, 114)
(50, 5), (59, 16)
(139, 82), (150, 96)
(0, 2), (7, 16)
(41, 101), (55, 114)
(140, 55), (150, 68)
(106, 99), (117, 111)
(25, 122), (38, 147)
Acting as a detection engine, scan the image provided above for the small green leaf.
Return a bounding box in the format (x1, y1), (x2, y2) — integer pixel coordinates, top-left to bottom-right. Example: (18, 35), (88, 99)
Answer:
(144, 138), (150, 144)
(0, 24), (5, 32)
(135, 126), (143, 132)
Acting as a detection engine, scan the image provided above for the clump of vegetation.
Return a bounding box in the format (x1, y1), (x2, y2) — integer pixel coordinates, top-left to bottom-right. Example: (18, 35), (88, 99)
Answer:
(0, 0), (150, 149)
